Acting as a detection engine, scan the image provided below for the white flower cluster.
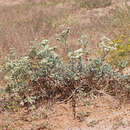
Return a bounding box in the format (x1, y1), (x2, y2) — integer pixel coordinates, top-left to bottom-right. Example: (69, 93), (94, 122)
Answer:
(99, 36), (117, 52)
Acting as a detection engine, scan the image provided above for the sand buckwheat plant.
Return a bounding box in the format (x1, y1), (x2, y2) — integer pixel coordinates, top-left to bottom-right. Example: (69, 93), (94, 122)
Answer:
(0, 29), (129, 111)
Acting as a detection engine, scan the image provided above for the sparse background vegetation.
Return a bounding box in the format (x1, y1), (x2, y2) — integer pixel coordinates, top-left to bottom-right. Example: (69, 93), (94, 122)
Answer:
(0, 0), (130, 129)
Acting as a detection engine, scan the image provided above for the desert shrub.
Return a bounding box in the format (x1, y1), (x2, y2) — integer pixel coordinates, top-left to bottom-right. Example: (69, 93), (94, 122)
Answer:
(109, 35), (130, 69)
(98, 35), (130, 70)
(0, 29), (129, 110)
(75, 0), (112, 9)
(1, 40), (66, 107)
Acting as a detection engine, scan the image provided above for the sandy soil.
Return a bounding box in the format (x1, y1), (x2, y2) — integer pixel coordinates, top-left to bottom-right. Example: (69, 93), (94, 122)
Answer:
(0, 96), (130, 130)
(0, 0), (129, 129)
(0, 0), (25, 6)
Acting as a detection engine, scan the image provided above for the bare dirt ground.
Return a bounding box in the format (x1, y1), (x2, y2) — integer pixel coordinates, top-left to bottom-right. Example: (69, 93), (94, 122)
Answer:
(0, 96), (130, 130)
(0, 0), (129, 129)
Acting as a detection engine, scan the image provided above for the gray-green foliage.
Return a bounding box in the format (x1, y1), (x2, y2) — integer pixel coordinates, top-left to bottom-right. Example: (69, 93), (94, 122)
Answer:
(1, 39), (63, 107)
(76, 0), (112, 9)
(0, 29), (129, 109)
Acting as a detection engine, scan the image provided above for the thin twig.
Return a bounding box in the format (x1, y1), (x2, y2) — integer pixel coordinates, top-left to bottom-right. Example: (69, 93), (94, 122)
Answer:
(56, 86), (81, 104)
